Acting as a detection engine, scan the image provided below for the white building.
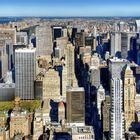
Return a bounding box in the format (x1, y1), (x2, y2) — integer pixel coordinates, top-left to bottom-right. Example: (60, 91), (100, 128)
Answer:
(136, 20), (140, 32)
(97, 84), (105, 120)
(110, 78), (125, 140)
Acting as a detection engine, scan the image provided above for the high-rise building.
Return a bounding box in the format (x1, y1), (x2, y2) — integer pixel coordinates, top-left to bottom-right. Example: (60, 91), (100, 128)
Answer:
(136, 20), (140, 32)
(109, 57), (129, 79)
(42, 69), (60, 100)
(124, 65), (136, 131)
(110, 32), (136, 58)
(0, 40), (9, 79)
(66, 87), (85, 125)
(15, 48), (36, 99)
(119, 22), (125, 32)
(110, 32), (121, 58)
(36, 26), (53, 56)
(66, 43), (77, 87)
(75, 32), (85, 48)
(0, 28), (16, 45)
(97, 84), (105, 120)
(110, 78), (125, 140)
(16, 32), (28, 45)
(103, 94), (110, 139)
(53, 26), (63, 40)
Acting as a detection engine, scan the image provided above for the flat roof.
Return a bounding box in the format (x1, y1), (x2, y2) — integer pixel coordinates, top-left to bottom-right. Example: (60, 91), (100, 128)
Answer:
(15, 48), (36, 53)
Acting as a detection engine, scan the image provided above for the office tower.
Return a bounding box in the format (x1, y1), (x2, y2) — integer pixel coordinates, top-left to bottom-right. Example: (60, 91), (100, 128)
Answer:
(15, 48), (36, 99)
(110, 32), (121, 57)
(103, 94), (110, 139)
(89, 68), (100, 91)
(93, 26), (97, 37)
(56, 37), (68, 57)
(0, 28), (16, 45)
(66, 43), (77, 87)
(119, 22), (125, 32)
(136, 20), (140, 32)
(16, 32), (28, 45)
(121, 32), (128, 59)
(110, 78), (125, 140)
(109, 57), (129, 79)
(75, 32), (85, 47)
(66, 87), (85, 125)
(42, 69), (60, 100)
(58, 101), (65, 124)
(97, 85), (105, 120)
(0, 40), (8, 79)
(36, 26), (53, 56)
(53, 26), (62, 40)
(121, 32), (136, 59)
(124, 65), (136, 131)
(114, 23), (119, 31)
(85, 36), (97, 51)
(62, 65), (67, 100)
(90, 53), (100, 69)
(110, 32), (136, 58)
(62, 28), (67, 37)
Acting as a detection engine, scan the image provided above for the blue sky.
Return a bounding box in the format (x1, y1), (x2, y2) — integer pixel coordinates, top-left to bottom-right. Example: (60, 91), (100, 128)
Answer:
(0, 0), (140, 16)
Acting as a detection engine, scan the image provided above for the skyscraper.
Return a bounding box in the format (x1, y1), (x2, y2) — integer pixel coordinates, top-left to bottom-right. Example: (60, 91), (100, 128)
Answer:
(110, 78), (125, 140)
(15, 48), (36, 99)
(110, 32), (136, 58)
(66, 87), (85, 125)
(124, 65), (136, 131)
(36, 26), (53, 56)
(66, 43), (77, 87)
(97, 84), (105, 120)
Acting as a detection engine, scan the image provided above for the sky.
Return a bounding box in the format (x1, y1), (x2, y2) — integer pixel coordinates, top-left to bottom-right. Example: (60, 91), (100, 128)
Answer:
(0, 0), (140, 16)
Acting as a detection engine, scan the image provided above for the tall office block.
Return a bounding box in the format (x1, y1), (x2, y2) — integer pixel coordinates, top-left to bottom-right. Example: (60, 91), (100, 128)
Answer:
(103, 94), (110, 139)
(0, 28), (16, 45)
(16, 32), (28, 45)
(66, 43), (77, 87)
(53, 26), (62, 40)
(110, 32), (121, 57)
(110, 32), (136, 58)
(110, 78), (125, 140)
(36, 26), (53, 56)
(124, 65), (136, 131)
(109, 58), (129, 79)
(15, 48), (36, 99)
(119, 22), (125, 32)
(66, 87), (85, 125)
(97, 85), (105, 120)
(75, 32), (85, 47)
(0, 40), (8, 79)
(136, 20), (140, 32)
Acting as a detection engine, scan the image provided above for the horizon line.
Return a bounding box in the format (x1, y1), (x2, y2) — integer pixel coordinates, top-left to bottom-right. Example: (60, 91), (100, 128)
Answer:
(0, 16), (140, 18)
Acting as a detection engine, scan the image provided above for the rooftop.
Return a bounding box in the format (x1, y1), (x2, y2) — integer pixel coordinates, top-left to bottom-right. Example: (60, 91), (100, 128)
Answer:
(15, 47), (36, 53)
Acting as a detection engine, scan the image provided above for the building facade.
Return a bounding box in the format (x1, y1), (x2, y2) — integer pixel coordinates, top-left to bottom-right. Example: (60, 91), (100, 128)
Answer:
(15, 48), (36, 99)
(124, 65), (136, 131)
(110, 78), (125, 140)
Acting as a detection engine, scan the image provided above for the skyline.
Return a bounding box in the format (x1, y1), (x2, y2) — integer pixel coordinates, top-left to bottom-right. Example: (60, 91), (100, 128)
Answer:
(0, 0), (140, 16)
